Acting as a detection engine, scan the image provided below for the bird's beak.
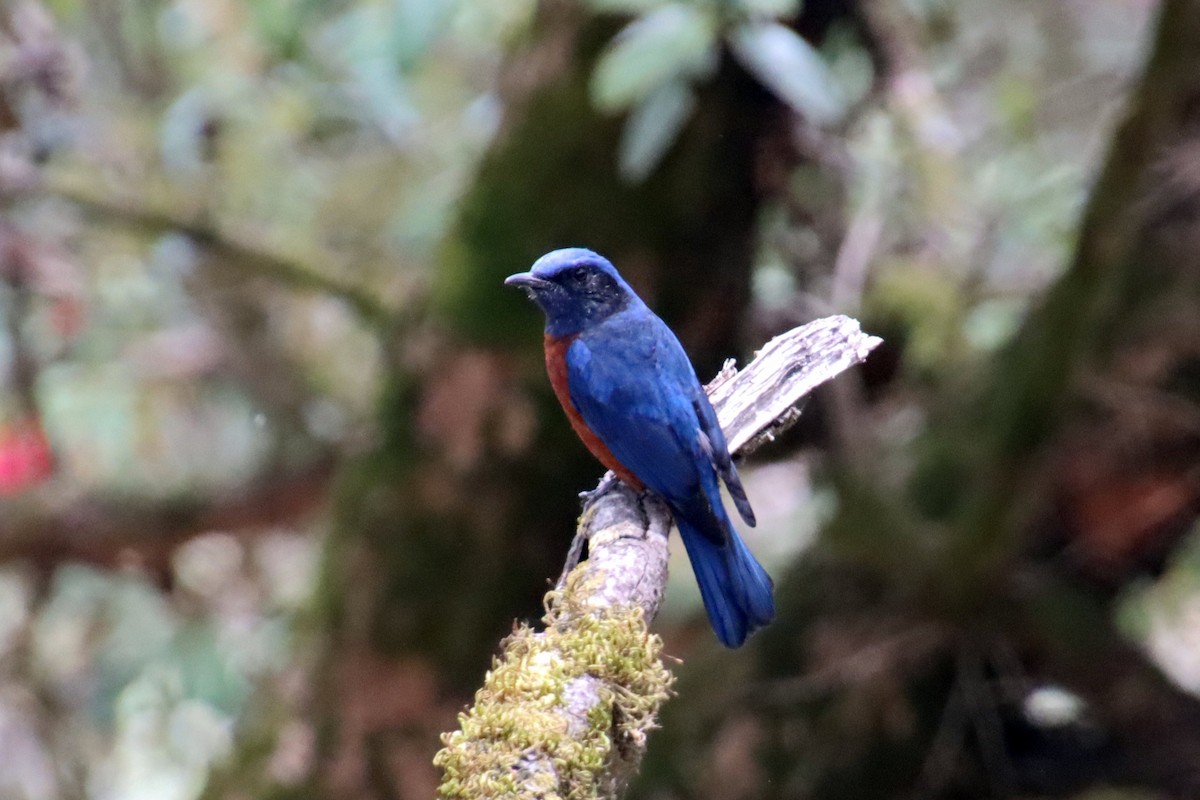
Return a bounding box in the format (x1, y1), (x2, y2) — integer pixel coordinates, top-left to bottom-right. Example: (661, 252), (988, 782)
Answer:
(504, 272), (552, 292)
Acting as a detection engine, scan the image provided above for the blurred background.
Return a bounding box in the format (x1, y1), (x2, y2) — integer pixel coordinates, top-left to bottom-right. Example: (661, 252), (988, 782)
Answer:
(0, 0), (1198, 797)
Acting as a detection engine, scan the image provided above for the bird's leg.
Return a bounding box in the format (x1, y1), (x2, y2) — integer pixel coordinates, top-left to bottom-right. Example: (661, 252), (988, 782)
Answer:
(578, 470), (620, 508)
(557, 473), (620, 589)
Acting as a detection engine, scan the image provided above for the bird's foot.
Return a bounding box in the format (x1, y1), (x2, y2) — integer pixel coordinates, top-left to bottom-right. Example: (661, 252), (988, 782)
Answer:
(578, 471), (620, 510)
(559, 473), (622, 589)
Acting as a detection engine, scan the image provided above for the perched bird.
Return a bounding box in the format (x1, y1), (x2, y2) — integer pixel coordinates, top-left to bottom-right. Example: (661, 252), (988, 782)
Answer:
(505, 248), (774, 647)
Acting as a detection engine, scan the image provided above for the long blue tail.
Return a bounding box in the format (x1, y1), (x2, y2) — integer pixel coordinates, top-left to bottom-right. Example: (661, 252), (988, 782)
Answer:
(676, 516), (775, 647)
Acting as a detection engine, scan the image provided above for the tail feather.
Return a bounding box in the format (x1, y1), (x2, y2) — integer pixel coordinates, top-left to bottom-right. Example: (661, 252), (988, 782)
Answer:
(677, 517), (774, 647)
(722, 465), (757, 527)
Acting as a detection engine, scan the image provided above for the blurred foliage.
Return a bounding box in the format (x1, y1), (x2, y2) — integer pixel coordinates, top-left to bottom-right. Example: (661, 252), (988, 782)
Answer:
(0, 0), (1193, 798)
(583, 0), (845, 179)
(1, 0), (532, 796)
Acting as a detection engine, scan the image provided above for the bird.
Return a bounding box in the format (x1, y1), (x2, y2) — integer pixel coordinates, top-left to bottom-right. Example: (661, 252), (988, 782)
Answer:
(505, 247), (774, 647)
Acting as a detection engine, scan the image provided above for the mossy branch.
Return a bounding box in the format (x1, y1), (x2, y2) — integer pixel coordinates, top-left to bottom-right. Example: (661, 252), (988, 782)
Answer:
(435, 315), (881, 799)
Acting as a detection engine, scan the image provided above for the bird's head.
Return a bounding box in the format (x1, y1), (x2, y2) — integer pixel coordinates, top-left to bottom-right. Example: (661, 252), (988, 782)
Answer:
(505, 248), (637, 337)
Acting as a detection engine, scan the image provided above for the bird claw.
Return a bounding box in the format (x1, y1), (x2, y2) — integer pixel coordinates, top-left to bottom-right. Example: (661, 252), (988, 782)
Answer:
(558, 473), (623, 589)
(578, 471), (620, 509)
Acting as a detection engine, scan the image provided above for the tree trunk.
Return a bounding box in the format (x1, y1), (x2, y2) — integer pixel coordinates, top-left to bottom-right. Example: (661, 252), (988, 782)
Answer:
(632, 1), (1200, 797)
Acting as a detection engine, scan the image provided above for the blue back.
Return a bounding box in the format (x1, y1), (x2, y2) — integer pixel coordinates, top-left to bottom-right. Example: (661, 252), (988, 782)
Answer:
(509, 247), (774, 646)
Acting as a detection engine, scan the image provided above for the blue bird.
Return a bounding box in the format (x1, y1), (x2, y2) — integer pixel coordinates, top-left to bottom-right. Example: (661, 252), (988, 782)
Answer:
(506, 248), (774, 647)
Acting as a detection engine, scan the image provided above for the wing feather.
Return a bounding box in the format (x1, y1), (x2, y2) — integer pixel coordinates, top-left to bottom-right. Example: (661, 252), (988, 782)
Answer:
(564, 313), (754, 541)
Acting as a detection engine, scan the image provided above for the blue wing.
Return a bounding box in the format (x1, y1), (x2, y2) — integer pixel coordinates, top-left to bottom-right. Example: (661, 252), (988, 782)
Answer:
(566, 310), (756, 522)
(690, 381), (756, 526)
(565, 309), (773, 645)
(565, 311), (731, 540)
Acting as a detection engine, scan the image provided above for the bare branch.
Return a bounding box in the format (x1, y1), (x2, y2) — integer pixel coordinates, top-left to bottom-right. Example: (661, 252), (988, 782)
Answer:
(435, 315), (881, 800)
(0, 453), (336, 580)
(41, 170), (395, 326)
(709, 314), (884, 455)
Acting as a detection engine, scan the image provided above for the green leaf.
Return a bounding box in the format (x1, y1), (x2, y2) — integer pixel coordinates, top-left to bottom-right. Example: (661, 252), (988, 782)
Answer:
(729, 21), (844, 124)
(618, 80), (696, 182)
(591, 4), (718, 112)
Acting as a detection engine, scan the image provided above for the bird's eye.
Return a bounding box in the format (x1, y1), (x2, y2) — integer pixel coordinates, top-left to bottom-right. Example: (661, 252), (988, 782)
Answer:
(570, 267), (589, 285)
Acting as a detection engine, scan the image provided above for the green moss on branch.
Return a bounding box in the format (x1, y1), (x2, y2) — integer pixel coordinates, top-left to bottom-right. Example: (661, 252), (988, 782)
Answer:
(435, 585), (673, 800)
